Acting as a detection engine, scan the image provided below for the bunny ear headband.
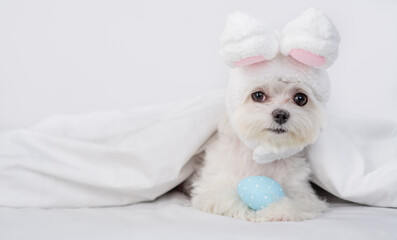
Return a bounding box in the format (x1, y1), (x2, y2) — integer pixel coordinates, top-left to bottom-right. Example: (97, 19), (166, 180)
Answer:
(219, 8), (340, 70)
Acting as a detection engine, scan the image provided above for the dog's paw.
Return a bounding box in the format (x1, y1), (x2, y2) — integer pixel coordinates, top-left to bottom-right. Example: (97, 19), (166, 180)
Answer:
(222, 202), (257, 221)
(253, 197), (328, 222)
(191, 194), (256, 221)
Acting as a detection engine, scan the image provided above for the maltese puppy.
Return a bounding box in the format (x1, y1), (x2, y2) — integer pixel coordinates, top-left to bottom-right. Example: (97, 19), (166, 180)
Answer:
(190, 9), (340, 222)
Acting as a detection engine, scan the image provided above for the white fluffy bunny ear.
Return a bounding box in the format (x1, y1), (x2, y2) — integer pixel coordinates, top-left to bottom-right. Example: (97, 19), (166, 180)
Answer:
(219, 12), (279, 67)
(280, 8), (340, 68)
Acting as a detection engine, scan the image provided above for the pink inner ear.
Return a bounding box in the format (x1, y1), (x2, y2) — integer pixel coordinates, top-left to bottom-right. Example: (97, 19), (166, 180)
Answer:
(289, 49), (325, 67)
(234, 56), (266, 67)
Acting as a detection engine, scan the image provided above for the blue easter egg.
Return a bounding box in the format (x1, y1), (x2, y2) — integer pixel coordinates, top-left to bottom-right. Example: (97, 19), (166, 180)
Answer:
(237, 176), (285, 211)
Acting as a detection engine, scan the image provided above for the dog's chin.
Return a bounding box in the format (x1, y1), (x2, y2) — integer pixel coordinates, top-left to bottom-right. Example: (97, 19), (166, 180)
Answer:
(266, 128), (287, 134)
(255, 127), (314, 152)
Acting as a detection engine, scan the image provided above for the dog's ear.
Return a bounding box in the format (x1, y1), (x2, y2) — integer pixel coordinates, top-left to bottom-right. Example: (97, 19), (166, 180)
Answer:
(280, 8), (340, 69)
(219, 12), (279, 67)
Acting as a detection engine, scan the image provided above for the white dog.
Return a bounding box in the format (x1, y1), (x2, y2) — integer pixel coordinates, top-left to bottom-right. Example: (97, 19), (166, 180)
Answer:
(190, 9), (340, 222)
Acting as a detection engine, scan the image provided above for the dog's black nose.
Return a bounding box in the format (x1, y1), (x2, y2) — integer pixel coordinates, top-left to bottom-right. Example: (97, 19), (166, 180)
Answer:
(272, 109), (290, 124)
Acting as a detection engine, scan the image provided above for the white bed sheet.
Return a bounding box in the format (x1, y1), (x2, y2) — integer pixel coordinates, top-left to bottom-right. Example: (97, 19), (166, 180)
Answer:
(1, 191), (396, 240)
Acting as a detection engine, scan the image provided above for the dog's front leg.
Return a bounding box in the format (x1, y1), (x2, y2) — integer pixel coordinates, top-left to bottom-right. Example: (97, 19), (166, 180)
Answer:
(191, 185), (256, 221)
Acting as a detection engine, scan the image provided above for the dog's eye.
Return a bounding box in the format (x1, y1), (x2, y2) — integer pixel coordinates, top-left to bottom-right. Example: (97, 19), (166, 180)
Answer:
(251, 91), (266, 102)
(293, 93), (308, 106)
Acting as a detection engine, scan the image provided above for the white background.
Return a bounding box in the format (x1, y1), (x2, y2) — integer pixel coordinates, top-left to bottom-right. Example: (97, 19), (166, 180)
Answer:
(1, 0), (396, 130)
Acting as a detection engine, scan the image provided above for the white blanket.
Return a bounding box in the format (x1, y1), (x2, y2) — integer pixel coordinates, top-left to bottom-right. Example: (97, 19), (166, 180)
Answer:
(0, 92), (224, 207)
(309, 116), (397, 207)
(0, 90), (396, 208)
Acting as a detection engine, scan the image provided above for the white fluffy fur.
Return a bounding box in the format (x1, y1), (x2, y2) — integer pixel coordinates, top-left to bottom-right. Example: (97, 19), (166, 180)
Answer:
(191, 78), (328, 222)
(190, 8), (339, 222)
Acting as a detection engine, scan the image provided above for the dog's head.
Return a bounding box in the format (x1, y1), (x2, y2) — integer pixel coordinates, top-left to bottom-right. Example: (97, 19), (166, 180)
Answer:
(220, 9), (340, 163)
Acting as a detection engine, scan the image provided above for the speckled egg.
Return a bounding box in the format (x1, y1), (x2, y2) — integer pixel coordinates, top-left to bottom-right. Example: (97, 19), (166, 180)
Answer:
(237, 176), (285, 211)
